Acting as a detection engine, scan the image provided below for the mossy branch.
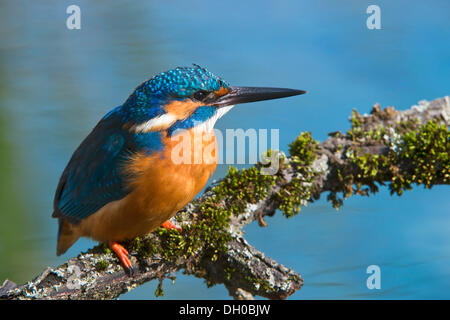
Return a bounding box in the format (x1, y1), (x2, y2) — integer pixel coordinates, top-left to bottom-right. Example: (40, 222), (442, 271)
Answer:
(1, 96), (448, 300)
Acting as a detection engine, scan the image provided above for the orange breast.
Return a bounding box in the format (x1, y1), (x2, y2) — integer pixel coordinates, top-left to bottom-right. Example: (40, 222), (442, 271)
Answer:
(76, 128), (218, 242)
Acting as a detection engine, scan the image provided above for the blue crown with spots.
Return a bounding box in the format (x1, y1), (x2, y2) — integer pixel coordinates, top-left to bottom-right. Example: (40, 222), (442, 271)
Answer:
(127, 64), (230, 107)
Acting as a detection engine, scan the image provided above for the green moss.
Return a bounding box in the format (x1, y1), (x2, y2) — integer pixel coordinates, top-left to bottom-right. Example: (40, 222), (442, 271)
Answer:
(99, 243), (111, 254)
(224, 266), (236, 281)
(244, 275), (273, 293)
(390, 120), (449, 194)
(277, 177), (313, 217)
(288, 132), (319, 168)
(276, 132), (320, 217)
(154, 281), (164, 297)
(214, 166), (277, 213)
(288, 274), (302, 283)
(95, 260), (110, 272)
(343, 120), (449, 200)
(346, 110), (365, 141)
(327, 191), (344, 210)
(351, 109), (362, 128)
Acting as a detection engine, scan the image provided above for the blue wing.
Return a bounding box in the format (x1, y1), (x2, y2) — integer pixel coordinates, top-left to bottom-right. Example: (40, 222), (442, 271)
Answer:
(53, 114), (137, 224)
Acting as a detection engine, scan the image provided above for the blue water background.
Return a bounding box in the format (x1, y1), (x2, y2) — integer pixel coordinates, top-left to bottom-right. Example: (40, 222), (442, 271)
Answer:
(0, 0), (449, 299)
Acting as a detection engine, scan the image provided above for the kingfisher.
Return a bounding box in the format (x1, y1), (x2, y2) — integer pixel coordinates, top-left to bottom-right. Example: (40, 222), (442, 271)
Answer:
(52, 65), (305, 273)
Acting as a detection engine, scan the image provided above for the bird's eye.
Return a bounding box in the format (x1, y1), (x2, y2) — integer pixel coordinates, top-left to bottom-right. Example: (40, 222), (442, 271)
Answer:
(193, 90), (209, 101)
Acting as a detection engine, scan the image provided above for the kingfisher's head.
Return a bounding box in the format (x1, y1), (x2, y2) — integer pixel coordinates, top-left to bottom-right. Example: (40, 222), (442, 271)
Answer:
(120, 64), (305, 135)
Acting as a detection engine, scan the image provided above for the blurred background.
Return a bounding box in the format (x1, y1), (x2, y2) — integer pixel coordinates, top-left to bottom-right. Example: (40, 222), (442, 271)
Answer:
(0, 0), (449, 299)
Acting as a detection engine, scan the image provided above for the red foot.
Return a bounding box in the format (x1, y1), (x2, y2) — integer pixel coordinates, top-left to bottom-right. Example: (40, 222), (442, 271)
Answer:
(108, 241), (134, 275)
(161, 220), (182, 233)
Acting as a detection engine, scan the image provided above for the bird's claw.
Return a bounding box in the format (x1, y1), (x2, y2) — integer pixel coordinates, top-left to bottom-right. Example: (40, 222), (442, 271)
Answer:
(161, 220), (182, 233)
(109, 241), (134, 276)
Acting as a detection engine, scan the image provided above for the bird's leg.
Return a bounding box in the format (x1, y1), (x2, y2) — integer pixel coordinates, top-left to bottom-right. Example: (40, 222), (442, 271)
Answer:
(161, 220), (182, 233)
(108, 241), (134, 275)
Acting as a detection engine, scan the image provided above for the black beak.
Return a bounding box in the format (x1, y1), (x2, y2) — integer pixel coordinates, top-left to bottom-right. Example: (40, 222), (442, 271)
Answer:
(214, 86), (306, 107)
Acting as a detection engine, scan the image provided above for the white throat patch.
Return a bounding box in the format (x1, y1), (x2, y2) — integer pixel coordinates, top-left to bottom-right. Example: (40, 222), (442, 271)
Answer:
(194, 105), (234, 133)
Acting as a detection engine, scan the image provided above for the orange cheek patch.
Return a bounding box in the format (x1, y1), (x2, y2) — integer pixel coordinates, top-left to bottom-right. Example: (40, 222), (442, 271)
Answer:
(214, 87), (229, 97)
(164, 100), (202, 120)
